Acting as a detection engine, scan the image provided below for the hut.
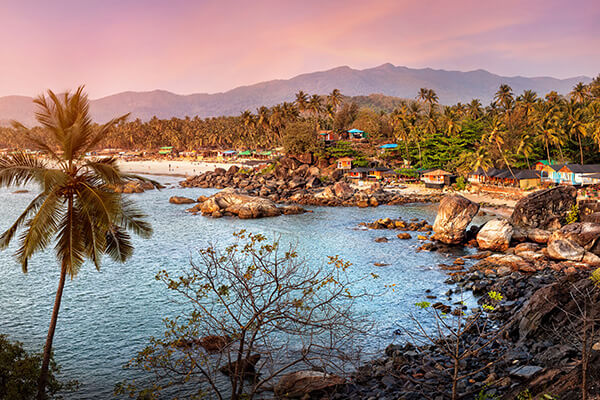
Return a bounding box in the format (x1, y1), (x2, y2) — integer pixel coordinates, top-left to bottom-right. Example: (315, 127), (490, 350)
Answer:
(367, 167), (392, 181)
(421, 169), (454, 189)
(347, 167), (369, 180)
(347, 129), (367, 140)
(336, 157), (353, 170)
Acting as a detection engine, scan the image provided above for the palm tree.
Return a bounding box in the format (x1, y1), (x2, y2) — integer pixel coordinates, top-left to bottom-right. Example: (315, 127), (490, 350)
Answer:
(294, 91), (308, 113)
(485, 116), (516, 179)
(327, 89), (343, 111)
(494, 84), (514, 111)
(417, 88), (429, 103)
(570, 82), (589, 104)
(564, 100), (589, 165)
(467, 99), (483, 119)
(442, 107), (460, 137)
(0, 87), (155, 399)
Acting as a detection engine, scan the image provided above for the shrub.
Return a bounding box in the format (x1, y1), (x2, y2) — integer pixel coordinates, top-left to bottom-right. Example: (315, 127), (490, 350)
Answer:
(566, 204), (580, 224)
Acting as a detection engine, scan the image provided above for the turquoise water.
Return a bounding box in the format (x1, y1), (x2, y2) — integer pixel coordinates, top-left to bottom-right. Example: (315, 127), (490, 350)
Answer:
(0, 176), (471, 398)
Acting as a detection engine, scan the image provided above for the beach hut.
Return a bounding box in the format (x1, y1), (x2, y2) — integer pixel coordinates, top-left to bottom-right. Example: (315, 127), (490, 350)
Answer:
(421, 169), (453, 189)
(347, 128), (367, 140)
(347, 167), (369, 180)
(367, 167), (391, 181)
(379, 143), (399, 150)
(535, 160), (557, 171)
(158, 146), (173, 155)
(514, 170), (541, 189)
(238, 150), (253, 158)
(256, 150), (273, 160)
(556, 164), (600, 186)
(336, 157), (353, 170)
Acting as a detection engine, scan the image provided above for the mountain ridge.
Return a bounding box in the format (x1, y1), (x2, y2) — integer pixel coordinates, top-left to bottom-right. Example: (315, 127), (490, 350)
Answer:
(0, 64), (592, 126)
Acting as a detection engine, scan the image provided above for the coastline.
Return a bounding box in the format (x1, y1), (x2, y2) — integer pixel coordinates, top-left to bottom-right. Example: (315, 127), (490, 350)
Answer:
(117, 159), (244, 177)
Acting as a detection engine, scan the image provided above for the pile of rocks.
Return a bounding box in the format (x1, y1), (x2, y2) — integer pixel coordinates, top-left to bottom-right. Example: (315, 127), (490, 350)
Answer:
(180, 158), (441, 207)
(109, 180), (160, 193)
(359, 217), (433, 232)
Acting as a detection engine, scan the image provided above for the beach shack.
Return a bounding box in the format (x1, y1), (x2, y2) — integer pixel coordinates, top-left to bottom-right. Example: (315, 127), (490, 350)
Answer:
(469, 168), (540, 189)
(347, 129), (367, 141)
(347, 167), (369, 180)
(158, 146), (173, 156)
(421, 169), (453, 189)
(367, 167), (391, 181)
(337, 157), (353, 170)
(380, 143), (399, 152)
(256, 150), (273, 160)
(555, 164), (600, 186)
(238, 150), (253, 158)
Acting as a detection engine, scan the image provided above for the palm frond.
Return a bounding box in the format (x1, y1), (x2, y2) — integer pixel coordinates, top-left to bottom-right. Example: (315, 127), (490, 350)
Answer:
(119, 199), (153, 238)
(55, 204), (87, 277)
(105, 225), (134, 263)
(0, 152), (48, 187)
(16, 191), (63, 272)
(0, 192), (48, 250)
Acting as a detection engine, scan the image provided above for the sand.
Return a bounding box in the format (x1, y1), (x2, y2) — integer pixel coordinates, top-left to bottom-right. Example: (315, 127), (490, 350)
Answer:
(117, 159), (244, 177)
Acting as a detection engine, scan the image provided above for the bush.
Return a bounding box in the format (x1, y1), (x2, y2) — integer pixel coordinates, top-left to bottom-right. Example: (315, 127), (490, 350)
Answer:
(0, 334), (76, 399)
(454, 176), (467, 191)
(282, 121), (322, 155)
(566, 204), (580, 224)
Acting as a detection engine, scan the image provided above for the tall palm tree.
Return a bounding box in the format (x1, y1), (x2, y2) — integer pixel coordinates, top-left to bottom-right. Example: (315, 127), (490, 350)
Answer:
(0, 87), (156, 399)
(564, 100), (589, 165)
(327, 88), (343, 111)
(467, 99), (483, 119)
(570, 82), (589, 104)
(494, 84), (514, 111)
(485, 116), (516, 179)
(294, 91), (308, 113)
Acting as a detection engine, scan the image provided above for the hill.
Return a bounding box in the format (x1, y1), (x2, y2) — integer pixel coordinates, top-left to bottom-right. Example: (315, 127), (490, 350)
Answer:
(0, 64), (591, 125)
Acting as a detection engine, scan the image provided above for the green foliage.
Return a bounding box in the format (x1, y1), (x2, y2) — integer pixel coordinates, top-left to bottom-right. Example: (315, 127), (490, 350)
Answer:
(414, 301), (431, 309)
(0, 334), (77, 399)
(326, 141), (357, 158)
(394, 168), (419, 178)
(566, 203), (580, 224)
(454, 176), (467, 191)
(282, 121), (322, 155)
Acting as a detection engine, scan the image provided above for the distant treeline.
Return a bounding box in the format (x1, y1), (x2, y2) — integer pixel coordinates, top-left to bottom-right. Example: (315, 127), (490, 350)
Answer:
(1, 76), (600, 173)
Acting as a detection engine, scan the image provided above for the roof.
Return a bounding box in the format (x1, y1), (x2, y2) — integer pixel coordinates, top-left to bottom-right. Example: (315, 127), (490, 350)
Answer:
(238, 150), (253, 156)
(587, 173), (600, 179)
(347, 129), (364, 133)
(559, 164), (600, 174)
(423, 169), (452, 176)
(536, 160), (557, 166)
(369, 167), (392, 172)
(380, 144), (399, 149)
(222, 150), (237, 155)
(337, 157), (354, 162)
(348, 167), (370, 173)
(514, 170), (540, 180)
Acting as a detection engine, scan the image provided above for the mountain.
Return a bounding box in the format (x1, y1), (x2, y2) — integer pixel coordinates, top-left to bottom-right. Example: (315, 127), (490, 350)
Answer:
(0, 64), (591, 126)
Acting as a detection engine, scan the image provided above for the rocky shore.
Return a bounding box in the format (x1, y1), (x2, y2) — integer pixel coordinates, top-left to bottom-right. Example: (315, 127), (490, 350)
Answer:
(329, 186), (600, 400)
(179, 156), (442, 208)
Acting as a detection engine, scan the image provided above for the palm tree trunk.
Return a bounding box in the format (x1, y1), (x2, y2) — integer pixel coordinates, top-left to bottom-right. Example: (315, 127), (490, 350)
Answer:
(578, 133), (584, 165)
(37, 262), (67, 400)
(545, 137), (551, 162)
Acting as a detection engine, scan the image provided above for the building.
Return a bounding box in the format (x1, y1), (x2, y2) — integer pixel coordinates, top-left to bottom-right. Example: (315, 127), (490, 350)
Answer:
(421, 169), (454, 189)
(534, 160), (557, 171)
(347, 167), (369, 180)
(367, 167), (392, 180)
(380, 143), (399, 151)
(469, 168), (541, 189)
(347, 129), (367, 140)
(540, 164), (600, 186)
(337, 157), (353, 170)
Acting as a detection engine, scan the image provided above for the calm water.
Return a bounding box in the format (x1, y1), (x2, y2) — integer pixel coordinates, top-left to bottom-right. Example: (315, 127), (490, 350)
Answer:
(0, 176), (473, 398)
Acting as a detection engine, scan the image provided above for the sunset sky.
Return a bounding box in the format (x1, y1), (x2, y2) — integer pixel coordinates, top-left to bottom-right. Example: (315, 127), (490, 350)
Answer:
(1, 0), (598, 98)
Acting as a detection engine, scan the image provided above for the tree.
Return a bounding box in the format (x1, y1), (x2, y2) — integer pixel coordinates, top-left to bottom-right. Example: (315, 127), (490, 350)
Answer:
(281, 120), (321, 154)
(327, 88), (343, 111)
(494, 84), (514, 111)
(0, 334), (77, 399)
(118, 231), (370, 400)
(0, 86), (156, 399)
(294, 90), (308, 113)
(570, 82), (590, 104)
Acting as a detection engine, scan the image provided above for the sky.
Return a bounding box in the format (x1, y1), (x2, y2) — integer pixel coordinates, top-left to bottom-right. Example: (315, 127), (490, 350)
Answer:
(0, 0), (598, 98)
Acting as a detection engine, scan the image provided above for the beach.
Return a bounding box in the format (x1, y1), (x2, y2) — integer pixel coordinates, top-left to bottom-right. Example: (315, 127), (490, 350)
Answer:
(117, 159), (244, 177)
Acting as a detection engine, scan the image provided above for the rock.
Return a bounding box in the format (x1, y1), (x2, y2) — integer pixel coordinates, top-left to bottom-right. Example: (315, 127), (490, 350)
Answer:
(198, 335), (231, 352)
(274, 370), (344, 398)
(397, 233), (412, 239)
(333, 181), (354, 199)
(280, 205), (307, 215)
(496, 266), (512, 277)
(196, 195), (208, 203)
(510, 186), (577, 229)
(432, 195), (480, 244)
(526, 228), (551, 244)
(582, 251), (600, 266)
(476, 219), (514, 251)
(582, 212), (600, 224)
(549, 222), (600, 255)
(293, 152), (313, 165)
(547, 239), (585, 261)
(219, 354), (260, 377)
(374, 262), (389, 267)
(226, 165), (240, 175)
(214, 167), (226, 176)
(315, 186), (335, 201)
(484, 254), (532, 271)
(169, 196), (196, 204)
(509, 365), (543, 379)
(374, 237), (389, 243)
(199, 189), (282, 219)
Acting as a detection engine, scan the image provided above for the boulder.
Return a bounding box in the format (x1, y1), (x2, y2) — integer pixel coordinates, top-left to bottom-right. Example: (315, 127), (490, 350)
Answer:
(198, 335), (231, 352)
(274, 370), (344, 398)
(484, 254), (532, 272)
(199, 189), (282, 219)
(397, 233), (412, 240)
(333, 181), (354, 199)
(293, 153), (313, 165)
(546, 239), (585, 261)
(510, 186), (577, 229)
(219, 354), (260, 377)
(582, 212), (600, 224)
(281, 205), (306, 215)
(226, 165), (240, 175)
(169, 196), (196, 204)
(476, 219), (514, 251)
(315, 186), (335, 200)
(432, 195), (480, 244)
(549, 222), (600, 255)
(527, 228), (551, 244)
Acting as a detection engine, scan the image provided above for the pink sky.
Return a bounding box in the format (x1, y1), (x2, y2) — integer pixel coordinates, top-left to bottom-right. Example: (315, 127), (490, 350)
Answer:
(1, 0), (598, 98)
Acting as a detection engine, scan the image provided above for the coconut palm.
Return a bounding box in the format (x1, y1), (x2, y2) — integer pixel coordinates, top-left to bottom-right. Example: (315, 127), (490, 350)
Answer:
(564, 100), (589, 165)
(0, 86), (156, 399)
(327, 89), (343, 111)
(570, 82), (590, 104)
(294, 91), (309, 113)
(467, 99), (483, 119)
(494, 84), (514, 111)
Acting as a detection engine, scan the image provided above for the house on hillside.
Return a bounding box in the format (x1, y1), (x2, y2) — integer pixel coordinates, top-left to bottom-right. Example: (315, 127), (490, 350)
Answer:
(367, 167), (392, 180)
(469, 168), (541, 189)
(347, 129), (367, 141)
(421, 169), (454, 189)
(347, 167), (369, 180)
(548, 164), (600, 186)
(337, 157), (353, 170)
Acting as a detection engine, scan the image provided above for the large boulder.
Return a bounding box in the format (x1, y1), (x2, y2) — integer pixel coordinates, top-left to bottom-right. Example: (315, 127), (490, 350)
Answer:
(333, 181), (354, 199)
(547, 239), (585, 261)
(432, 195), (480, 244)
(274, 370), (344, 398)
(510, 186), (577, 230)
(197, 189), (284, 219)
(476, 219), (514, 251)
(549, 222), (600, 255)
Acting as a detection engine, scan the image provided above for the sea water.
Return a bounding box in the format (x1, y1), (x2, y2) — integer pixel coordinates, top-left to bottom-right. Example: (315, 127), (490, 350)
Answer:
(0, 176), (475, 398)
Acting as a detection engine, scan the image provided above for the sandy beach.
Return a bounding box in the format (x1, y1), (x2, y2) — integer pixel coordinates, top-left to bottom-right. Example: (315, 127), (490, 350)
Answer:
(117, 159), (244, 177)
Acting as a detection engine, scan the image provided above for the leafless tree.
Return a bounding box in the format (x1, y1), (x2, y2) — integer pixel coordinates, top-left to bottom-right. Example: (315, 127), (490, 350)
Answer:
(117, 230), (372, 399)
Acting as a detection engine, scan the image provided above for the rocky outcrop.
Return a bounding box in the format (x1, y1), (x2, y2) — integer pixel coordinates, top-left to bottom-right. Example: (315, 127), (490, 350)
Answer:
(545, 222), (600, 265)
(169, 196), (196, 204)
(432, 195), (480, 244)
(275, 370), (344, 399)
(186, 189), (307, 219)
(476, 218), (514, 251)
(510, 186), (577, 230)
